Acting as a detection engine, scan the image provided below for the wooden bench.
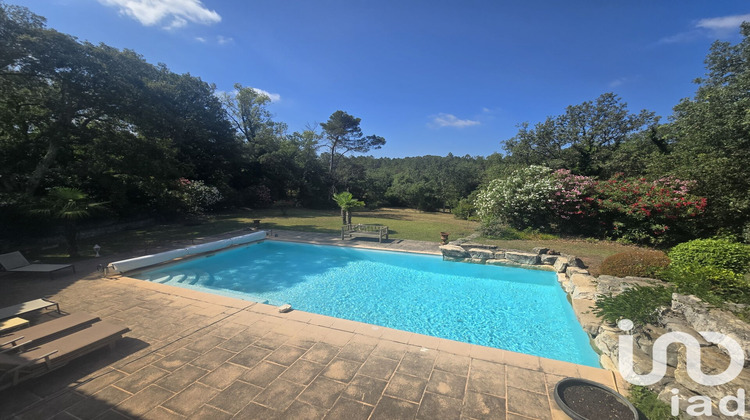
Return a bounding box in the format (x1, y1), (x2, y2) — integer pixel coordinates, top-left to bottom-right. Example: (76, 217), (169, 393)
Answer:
(341, 224), (389, 243)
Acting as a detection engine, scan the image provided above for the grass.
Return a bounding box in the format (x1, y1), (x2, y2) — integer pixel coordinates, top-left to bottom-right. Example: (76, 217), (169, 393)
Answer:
(477, 236), (646, 276)
(33, 207), (478, 260)
(31, 207), (647, 276)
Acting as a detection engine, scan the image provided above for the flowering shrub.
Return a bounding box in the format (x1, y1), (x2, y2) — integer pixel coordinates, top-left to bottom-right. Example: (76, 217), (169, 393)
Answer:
(172, 178), (223, 215)
(594, 175), (706, 245)
(477, 167), (706, 245)
(475, 165), (556, 229)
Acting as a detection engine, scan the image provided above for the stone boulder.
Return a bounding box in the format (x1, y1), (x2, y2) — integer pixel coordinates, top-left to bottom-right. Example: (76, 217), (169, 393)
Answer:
(439, 245), (469, 259)
(672, 294), (750, 362)
(570, 273), (598, 300)
(493, 250), (506, 260)
(674, 344), (750, 407)
(552, 257), (568, 273)
(504, 251), (540, 265)
(540, 255), (558, 265)
(532, 247), (549, 254)
(468, 248), (494, 260)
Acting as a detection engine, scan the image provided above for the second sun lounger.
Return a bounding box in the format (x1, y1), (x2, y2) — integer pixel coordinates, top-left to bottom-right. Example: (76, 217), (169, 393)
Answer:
(0, 299), (60, 321)
(0, 321), (130, 390)
(1, 312), (101, 351)
(0, 251), (75, 279)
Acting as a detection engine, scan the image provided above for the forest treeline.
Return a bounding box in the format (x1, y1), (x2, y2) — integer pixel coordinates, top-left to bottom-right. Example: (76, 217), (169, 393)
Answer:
(1, 2), (749, 245)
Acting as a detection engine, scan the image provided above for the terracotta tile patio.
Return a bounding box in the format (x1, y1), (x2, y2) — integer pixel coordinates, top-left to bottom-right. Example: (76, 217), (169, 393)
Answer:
(0, 231), (622, 419)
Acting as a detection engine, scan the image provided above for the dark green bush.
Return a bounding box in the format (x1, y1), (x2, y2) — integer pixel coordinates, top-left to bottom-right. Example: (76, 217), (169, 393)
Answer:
(453, 197), (476, 220)
(593, 285), (674, 327)
(668, 239), (750, 274)
(660, 264), (750, 305)
(599, 250), (670, 278)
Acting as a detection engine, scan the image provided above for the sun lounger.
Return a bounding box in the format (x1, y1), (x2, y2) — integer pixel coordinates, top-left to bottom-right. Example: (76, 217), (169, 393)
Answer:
(0, 251), (75, 279)
(0, 320), (129, 390)
(0, 298), (61, 321)
(1, 312), (100, 351)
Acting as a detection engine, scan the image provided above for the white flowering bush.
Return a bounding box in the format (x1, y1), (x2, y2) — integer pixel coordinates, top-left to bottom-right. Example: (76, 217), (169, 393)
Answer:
(475, 165), (556, 229)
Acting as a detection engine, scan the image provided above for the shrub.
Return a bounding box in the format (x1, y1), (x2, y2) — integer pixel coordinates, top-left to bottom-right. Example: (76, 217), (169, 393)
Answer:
(475, 165), (556, 229)
(599, 250), (670, 278)
(593, 285), (674, 327)
(627, 386), (678, 420)
(453, 197), (476, 220)
(660, 264), (750, 305)
(668, 238), (750, 274)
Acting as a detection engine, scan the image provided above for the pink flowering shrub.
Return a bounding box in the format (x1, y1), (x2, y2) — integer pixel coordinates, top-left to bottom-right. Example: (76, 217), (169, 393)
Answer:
(550, 169), (597, 222)
(591, 175), (706, 245)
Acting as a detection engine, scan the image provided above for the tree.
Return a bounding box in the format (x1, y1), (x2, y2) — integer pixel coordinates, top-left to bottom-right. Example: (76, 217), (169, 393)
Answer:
(503, 93), (657, 176)
(31, 187), (106, 256)
(661, 23), (750, 236)
(320, 111), (385, 191)
(332, 191), (365, 225)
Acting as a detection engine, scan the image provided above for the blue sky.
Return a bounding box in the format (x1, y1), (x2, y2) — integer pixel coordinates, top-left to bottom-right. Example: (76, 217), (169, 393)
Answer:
(11, 0), (750, 158)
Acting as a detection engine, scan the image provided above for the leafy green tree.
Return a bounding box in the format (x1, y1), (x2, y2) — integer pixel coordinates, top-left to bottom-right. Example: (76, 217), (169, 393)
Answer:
(660, 23), (750, 236)
(332, 191), (365, 225)
(503, 93), (657, 176)
(31, 187), (106, 257)
(320, 111), (385, 190)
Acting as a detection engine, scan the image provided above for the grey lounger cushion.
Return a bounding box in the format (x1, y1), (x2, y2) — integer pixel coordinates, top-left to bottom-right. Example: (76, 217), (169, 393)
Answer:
(0, 299), (60, 321)
(1, 312), (101, 350)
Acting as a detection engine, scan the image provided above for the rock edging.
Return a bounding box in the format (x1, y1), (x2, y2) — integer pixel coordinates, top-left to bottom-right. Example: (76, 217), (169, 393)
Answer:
(438, 243), (585, 273)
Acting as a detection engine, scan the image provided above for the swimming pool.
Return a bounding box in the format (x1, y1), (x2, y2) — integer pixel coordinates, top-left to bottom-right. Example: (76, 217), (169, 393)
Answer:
(133, 241), (600, 367)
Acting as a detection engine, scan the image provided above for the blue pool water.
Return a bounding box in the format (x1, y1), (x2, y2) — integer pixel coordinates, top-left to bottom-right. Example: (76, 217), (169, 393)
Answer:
(133, 241), (599, 367)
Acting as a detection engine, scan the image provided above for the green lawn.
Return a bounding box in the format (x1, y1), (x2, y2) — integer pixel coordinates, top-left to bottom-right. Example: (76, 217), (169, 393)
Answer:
(35, 207), (641, 276)
(40, 207), (478, 260)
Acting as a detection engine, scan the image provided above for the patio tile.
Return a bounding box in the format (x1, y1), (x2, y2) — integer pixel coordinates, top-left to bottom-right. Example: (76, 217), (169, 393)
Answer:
(506, 386), (552, 420)
(297, 376), (347, 408)
(408, 333), (442, 349)
(155, 364), (210, 392)
(162, 382), (219, 416)
(378, 328), (412, 343)
(186, 405), (231, 420)
(117, 352), (164, 374)
(93, 409), (132, 419)
(303, 342), (341, 365)
(503, 351), (542, 371)
(141, 406), (185, 420)
(283, 400), (327, 420)
(384, 373), (427, 403)
(342, 374), (387, 405)
(253, 331), (292, 350)
(189, 347), (235, 370)
(184, 334), (226, 354)
(337, 340), (377, 362)
(266, 344), (307, 366)
(279, 358), (326, 385)
(253, 378), (305, 411)
(437, 339), (473, 356)
(228, 345), (271, 368)
(506, 365), (547, 395)
(462, 390), (507, 420)
(434, 352), (471, 376)
(324, 329), (355, 346)
(241, 361), (287, 387)
(468, 360), (506, 397)
(115, 385), (174, 418)
(113, 365), (169, 393)
(209, 322), (248, 340)
(152, 348), (200, 371)
(16, 390), (84, 420)
(76, 369), (128, 395)
(470, 346), (507, 364)
(51, 411), (82, 420)
(66, 386), (132, 419)
(426, 369), (467, 400)
(324, 397), (374, 420)
(321, 358), (362, 382)
(370, 395), (419, 420)
(206, 380), (262, 414)
(358, 355), (399, 381)
(233, 402), (278, 420)
(370, 340), (408, 361)
(416, 392), (462, 420)
(197, 362), (247, 389)
(217, 332), (258, 352)
(397, 350), (436, 379)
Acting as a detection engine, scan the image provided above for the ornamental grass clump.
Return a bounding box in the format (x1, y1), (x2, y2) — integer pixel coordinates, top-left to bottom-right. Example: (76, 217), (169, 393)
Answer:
(599, 250), (671, 278)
